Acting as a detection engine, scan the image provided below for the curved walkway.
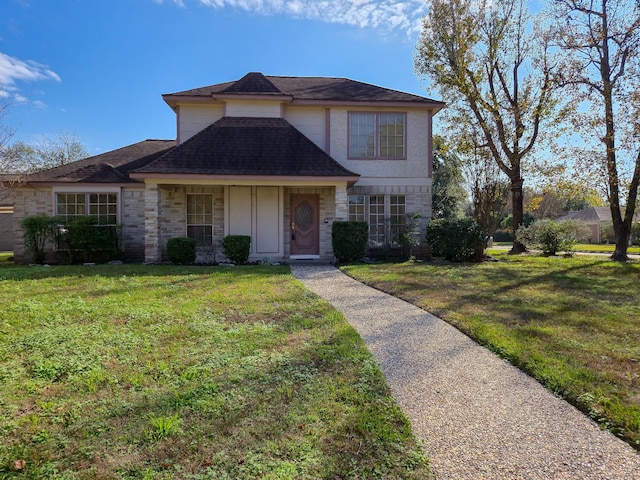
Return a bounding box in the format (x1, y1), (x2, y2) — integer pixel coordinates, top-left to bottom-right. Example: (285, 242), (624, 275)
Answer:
(291, 265), (640, 480)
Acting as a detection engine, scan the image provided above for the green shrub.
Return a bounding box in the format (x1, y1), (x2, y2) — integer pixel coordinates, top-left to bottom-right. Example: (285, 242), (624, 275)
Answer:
(21, 214), (60, 263)
(632, 222), (640, 246)
(167, 237), (196, 265)
(516, 219), (586, 255)
(222, 235), (251, 264)
(426, 217), (484, 261)
(332, 221), (368, 263)
(395, 213), (422, 261)
(61, 216), (122, 263)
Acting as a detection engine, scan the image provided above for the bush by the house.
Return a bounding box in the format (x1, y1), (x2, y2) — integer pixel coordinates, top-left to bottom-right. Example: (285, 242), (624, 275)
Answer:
(395, 213), (422, 261)
(21, 214), (60, 264)
(516, 219), (586, 255)
(60, 216), (122, 263)
(426, 217), (484, 261)
(332, 221), (368, 263)
(222, 235), (251, 264)
(167, 237), (197, 265)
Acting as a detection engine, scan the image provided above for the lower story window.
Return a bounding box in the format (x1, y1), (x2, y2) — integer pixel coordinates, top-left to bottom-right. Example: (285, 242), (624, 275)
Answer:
(348, 194), (406, 248)
(187, 194), (213, 246)
(56, 192), (117, 224)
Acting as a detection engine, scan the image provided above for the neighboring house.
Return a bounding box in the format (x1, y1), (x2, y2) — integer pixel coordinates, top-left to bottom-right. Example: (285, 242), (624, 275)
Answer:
(557, 206), (640, 243)
(0, 178), (14, 252)
(10, 72), (444, 263)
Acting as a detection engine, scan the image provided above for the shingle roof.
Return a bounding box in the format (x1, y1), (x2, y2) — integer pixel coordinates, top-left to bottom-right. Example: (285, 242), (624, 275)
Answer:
(166, 72), (443, 105)
(19, 140), (176, 183)
(558, 207), (612, 223)
(133, 116), (359, 179)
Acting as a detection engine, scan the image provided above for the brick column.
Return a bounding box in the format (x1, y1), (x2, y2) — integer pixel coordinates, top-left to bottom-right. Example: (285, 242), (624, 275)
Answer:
(144, 183), (161, 263)
(334, 183), (348, 221)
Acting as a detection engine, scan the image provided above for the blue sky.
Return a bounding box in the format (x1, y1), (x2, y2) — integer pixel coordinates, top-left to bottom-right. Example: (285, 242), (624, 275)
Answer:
(1, 0), (434, 155)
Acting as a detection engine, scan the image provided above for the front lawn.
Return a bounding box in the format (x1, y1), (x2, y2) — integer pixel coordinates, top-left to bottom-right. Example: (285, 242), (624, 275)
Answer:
(342, 255), (640, 449)
(0, 264), (431, 479)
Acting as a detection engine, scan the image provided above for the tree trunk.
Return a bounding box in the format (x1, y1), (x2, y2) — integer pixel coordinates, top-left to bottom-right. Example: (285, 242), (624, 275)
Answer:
(611, 218), (631, 261)
(510, 177), (526, 254)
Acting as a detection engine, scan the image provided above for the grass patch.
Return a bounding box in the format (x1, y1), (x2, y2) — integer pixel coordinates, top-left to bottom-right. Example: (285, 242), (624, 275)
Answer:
(0, 264), (431, 479)
(493, 243), (640, 254)
(342, 255), (640, 449)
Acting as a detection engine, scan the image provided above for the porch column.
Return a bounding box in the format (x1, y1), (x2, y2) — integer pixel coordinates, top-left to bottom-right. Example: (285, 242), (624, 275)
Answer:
(144, 182), (161, 262)
(335, 183), (348, 221)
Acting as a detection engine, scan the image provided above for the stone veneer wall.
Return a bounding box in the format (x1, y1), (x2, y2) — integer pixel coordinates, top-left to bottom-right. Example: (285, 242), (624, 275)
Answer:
(11, 188), (54, 263)
(157, 185), (224, 261)
(347, 184), (432, 238)
(284, 187), (337, 259)
(121, 189), (146, 262)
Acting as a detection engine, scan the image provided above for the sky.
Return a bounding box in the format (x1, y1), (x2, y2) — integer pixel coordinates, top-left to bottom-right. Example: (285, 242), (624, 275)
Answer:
(1, 0), (435, 156)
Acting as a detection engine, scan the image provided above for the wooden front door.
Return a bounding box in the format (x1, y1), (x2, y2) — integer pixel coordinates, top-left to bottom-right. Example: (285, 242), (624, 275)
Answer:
(290, 194), (319, 256)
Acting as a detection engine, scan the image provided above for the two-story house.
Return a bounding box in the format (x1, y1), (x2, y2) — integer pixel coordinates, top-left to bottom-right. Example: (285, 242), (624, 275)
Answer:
(11, 72), (444, 263)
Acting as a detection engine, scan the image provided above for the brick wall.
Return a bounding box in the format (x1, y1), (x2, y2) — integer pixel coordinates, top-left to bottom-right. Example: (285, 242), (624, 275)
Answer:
(12, 188), (54, 263)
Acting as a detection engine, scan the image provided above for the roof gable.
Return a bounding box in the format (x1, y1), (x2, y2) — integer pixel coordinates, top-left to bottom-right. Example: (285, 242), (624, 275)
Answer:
(133, 116), (359, 179)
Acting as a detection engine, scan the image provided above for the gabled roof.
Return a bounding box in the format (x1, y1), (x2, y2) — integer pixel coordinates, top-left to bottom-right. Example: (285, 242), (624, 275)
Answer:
(132, 116), (359, 180)
(16, 140), (176, 184)
(558, 206), (640, 223)
(164, 72), (444, 108)
(558, 207), (612, 223)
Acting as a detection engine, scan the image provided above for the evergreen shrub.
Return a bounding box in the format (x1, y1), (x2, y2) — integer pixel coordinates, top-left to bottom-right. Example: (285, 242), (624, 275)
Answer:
(167, 237), (196, 265)
(426, 217), (484, 261)
(222, 235), (251, 264)
(332, 221), (368, 263)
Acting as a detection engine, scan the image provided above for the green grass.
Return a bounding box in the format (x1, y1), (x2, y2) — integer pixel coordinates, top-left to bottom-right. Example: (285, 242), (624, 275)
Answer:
(493, 242), (640, 254)
(0, 264), (431, 479)
(342, 255), (640, 449)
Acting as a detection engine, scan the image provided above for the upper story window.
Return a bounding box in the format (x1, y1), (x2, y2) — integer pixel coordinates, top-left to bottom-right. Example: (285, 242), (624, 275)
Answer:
(348, 112), (406, 159)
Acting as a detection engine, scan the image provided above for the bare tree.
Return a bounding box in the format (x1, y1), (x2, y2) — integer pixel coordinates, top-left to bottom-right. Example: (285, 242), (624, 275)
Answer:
(2, 133), (88, 173)
(415, 0), (561, 253)
(548, 0), (640, 261)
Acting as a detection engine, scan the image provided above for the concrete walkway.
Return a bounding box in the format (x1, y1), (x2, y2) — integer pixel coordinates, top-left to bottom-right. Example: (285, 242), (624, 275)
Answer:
(290, 265), (640, 480)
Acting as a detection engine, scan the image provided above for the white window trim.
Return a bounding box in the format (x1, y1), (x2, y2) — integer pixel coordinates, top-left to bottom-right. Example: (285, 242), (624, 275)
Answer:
(186, 193), (214, 247)
(52, 186), (122, 225)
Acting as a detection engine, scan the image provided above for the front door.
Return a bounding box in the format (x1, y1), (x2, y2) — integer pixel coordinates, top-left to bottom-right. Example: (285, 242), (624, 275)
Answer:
(290, 194), (319, 256)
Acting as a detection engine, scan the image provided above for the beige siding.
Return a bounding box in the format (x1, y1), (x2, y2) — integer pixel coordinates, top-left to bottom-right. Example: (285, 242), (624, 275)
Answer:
(0, 212), (13, 251)
(225, 100), (281, 118)
(228, 186), (252, 237)
(330, 108), (431, 185)
(178, 104), (224, 144)
(256, 187), (280, 254)
(283, 106), (326, 150)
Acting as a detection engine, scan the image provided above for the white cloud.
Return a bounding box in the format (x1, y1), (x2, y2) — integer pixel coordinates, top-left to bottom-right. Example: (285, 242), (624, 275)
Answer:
(0, 52), (60, 104)
(192, 0), (426, 33)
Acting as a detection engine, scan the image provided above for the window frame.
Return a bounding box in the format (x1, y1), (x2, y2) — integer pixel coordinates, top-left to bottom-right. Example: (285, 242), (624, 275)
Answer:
(348, 194), (407, 248)
(186, 193), (214, 247)
(347, 111), (407, 160)
(54, 189), (120, 225)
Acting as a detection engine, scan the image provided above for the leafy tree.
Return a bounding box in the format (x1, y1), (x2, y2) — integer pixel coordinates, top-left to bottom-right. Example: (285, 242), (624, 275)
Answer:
(2, 133), (88, 173)
(431, 135), (466, 219)
(415, 0), (561, 254)
(548, 0), (640, 261)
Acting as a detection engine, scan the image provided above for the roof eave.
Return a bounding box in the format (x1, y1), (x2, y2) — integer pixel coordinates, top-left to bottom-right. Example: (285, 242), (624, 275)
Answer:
(129, 172), (359, 184)
(290, 99), (446, 112)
